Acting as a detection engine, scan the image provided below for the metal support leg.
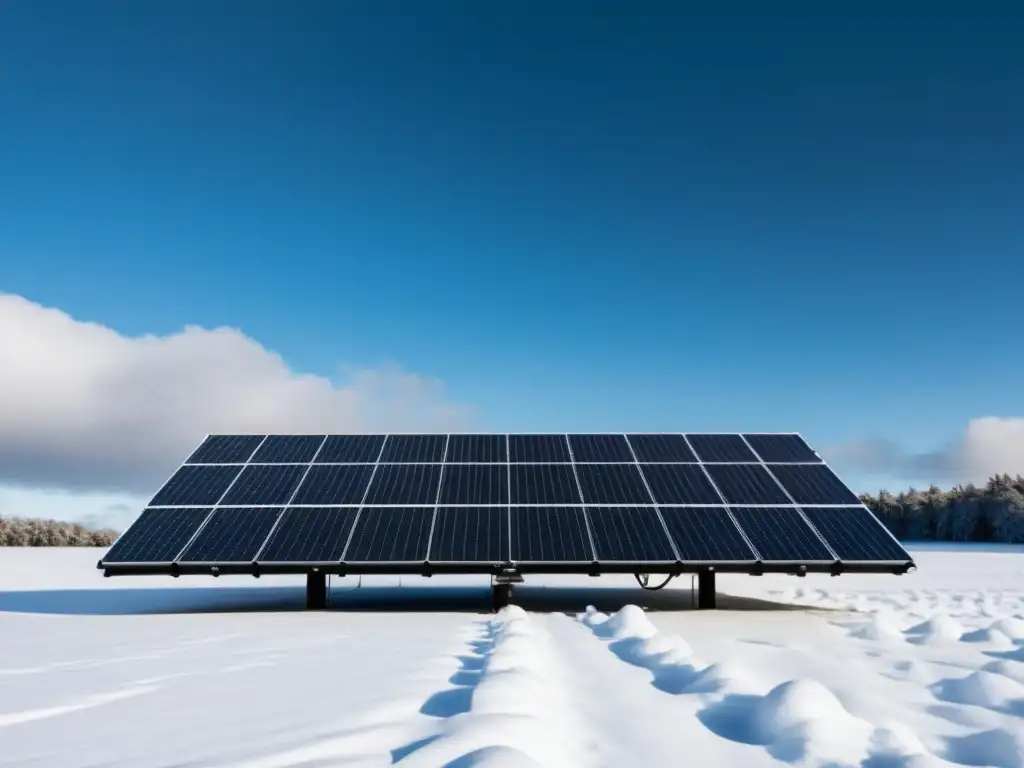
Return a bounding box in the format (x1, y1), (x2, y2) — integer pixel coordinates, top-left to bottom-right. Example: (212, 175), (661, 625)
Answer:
(492, 583), (512, 612)
(697, 569), (716, 610)
(307, 572), (327, 610)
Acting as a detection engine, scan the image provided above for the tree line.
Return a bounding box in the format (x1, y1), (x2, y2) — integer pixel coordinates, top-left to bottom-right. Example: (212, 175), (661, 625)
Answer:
(860, 473), (1024, 543)
(0, 515), (119, 547)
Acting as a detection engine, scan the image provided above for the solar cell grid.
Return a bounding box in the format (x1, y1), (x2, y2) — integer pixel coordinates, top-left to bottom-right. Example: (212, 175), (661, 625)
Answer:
(767, 464), (861, 505)
(626, 434), (698, 462)
(686, 433), (758, 463)
(574, 463), (653, 504)
(103, 508), (213, 563)
(802, 507), (911, 562)
(743, 433), (820, 463)
(438, 464), (508, 505)
(258, 507), (359, 562)
(187, 435), (264, 464)
(639, 464), (723, 504)
(445, 434), (507, 463)
(568, 434), (634, 462)
(290, 464), (374, 505)
(344, 507), (433, 562)
(219, 464), (307, 506)
(150, 465), (242, 506)
(704, 464), (791, 505)
(430, 506), (508, 562)
(510, 506), (593, 562)
(730, 507), (834, 561)
(363, 464), (443, 505)
(509, 463), (581, 504)
(585, 506), (675, 561)
(508, 434), (571, 462)
(659, 507), (757, 561)
(178, 507), (284, 563)
(315, 434), (385, 463)
(251, 435), (325, 463)
(379, 434), (446, 463)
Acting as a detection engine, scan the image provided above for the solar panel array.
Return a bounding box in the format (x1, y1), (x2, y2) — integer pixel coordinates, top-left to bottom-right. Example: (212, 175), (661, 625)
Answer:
(100, 433), (913, 572)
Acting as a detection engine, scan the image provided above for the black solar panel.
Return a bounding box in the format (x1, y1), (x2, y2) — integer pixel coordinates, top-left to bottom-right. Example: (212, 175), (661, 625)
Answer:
(258, 507), (358, 563)
(363, 464), (443, 505)
(445, 434), (507, 463)
(508, 434), (571, 463)
(103, 508), (212, 563)
(802, 507), (910, 562)
(438, 464), (508, 505)
(744, 434), (819, 463)
(510, 506), (593, 562)
(103, 432), (911, 575)
(219, 465), (307, 506)
(767, 464), (861, 505)
(704, 464), (791, 505)
(686, 433), (758, 462)
(291, 464), (374, 505)
(586, 506), (675, 561)
(626, 433), (697, 462)
(568, 434), (634, 462)
(640, 464), (723, 504)
(509, 463), (581, 504)
(187, 435), (264, 464)
(251, 435), (324, 464)
(315, 434), (385, 463)
(379, 434), (447, 463)
(344, 507), (433, 562)
(659, 507), (757, 562)
(150, 465), (241, 506)
(178, 508), (283, 563)
(730, 507), (834, 561)
(430, 507), (507, 562)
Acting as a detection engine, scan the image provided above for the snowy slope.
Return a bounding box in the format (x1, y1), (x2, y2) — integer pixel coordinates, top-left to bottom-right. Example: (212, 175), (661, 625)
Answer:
(1, 545), (1022, 767)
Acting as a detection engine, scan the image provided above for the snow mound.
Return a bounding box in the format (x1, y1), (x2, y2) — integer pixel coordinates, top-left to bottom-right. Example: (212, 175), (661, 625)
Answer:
(684, 661), (755, 694)
(961, 626), (1015, 647)
(446, 745), (545, 768)
(870, 722), (927, 756)
(753, 679), (851, 738)
(932, 671), (1024, 712)
(990, 617), (1024, 641)
(598, 604), (657, 641)
(945, 728), (1024, 768)
(851, 613), (904, 642)
(907, 614), (963, 644)
(982, 660), (1024, 686)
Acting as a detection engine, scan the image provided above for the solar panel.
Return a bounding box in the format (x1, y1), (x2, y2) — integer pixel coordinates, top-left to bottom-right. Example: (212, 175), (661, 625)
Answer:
(344, 507), (433, 562)
(743, 433), (819, 463)
(574, 463), (653, 504)
(178, 507), (283, 563)
(509, 463), (581, 504)
(508, 434), (571, 462)
(639, 464), (722, 504)
(251, 435), (325, 464)
(802, 507), (910, 562)
(586, 506), (675, 561)
(568, 434), (634, 462)
(315, 434), (385, 463)
(363, 464), (442, 505)
(438, 464), (508, 505)
(219, 465), (307, 506)
(379, 434), (446, 463)
(730, 507), (834, 561)
(686, 433), (758, 462)
(103, 432), (912, 576)
(659, 507), (757, 562)
(187, 435), (263, 464)
(258, 507), (359, 562)
(291, 464), (374, 505)
(767, 464), (861, 505)
(704, 464), (791, 505)
(150, 465), (241, 506)
(445, 434), (507, 463)
(430, 506), (508, 562)
(510, 506), (593, 562)
(103, 508), (212, 563)
(626, 434), (697, 462)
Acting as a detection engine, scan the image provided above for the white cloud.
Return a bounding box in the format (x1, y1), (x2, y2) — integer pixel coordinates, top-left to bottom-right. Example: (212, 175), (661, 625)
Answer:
(0, 293), (471, 501)
(822, 416), (1024, 487)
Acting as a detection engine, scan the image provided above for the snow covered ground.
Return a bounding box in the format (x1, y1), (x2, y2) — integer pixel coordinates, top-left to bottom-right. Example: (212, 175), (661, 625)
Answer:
(1, 545), (1022, 768)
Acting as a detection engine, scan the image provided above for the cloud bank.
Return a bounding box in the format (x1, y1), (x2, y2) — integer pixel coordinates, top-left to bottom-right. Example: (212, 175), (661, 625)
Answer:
(0, 294), (470, 496)
(823, 417), (1024, 487)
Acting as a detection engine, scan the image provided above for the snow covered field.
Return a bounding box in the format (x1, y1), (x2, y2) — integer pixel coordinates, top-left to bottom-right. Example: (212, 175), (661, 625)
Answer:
(1, 545), (1022, 768)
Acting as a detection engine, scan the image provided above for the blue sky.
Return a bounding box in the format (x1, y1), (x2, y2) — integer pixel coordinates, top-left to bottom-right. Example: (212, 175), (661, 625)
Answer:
(1, 5), (1022, 517)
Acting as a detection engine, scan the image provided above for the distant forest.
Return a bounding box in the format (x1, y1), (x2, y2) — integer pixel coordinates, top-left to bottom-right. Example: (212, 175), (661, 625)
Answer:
(860, 474), (1024, 544)
(2, 473), (1023, 546)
